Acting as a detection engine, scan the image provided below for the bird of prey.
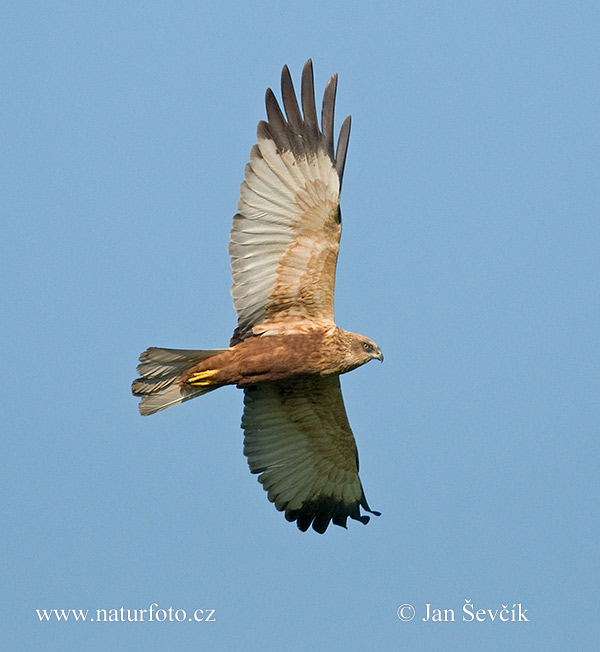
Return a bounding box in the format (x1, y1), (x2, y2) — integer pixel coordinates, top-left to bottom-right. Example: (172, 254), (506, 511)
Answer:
(132, 60), (382, 533)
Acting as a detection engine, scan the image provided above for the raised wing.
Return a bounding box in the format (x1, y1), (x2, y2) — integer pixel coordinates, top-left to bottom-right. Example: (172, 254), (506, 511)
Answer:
(241, 375), (379, 533)
(229, 60), (351, 344)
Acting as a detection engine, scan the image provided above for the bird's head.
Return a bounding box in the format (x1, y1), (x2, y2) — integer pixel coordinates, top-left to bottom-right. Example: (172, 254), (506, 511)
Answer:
(341, 332), (383, 373)
(357, 336), (384, 364)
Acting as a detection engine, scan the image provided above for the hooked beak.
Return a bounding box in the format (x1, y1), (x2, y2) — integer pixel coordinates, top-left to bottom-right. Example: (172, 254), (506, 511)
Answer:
(374, 349), (384, 363)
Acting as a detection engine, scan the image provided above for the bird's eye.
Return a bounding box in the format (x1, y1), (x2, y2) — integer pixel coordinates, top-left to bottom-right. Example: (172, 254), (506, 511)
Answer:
(363, 342), (373, 352)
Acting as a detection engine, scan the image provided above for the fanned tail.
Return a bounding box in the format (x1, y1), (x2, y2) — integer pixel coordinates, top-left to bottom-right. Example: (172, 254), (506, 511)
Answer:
(132, 347), (228, 415)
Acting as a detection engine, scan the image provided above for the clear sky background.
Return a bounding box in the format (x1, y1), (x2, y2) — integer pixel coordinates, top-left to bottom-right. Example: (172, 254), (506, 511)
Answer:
(3, 2), (598, 650)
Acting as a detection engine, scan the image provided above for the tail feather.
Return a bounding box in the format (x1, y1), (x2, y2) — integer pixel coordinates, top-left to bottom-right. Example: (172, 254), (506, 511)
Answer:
(132, 347), (228, 415)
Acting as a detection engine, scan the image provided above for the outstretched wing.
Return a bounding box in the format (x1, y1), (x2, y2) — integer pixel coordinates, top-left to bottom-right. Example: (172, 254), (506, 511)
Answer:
(241, 376), (379, 533)
(229, 60), (351, 345)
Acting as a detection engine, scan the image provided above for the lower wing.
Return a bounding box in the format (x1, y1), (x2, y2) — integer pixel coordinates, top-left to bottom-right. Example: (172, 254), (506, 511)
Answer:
(241, 375), (379, 533)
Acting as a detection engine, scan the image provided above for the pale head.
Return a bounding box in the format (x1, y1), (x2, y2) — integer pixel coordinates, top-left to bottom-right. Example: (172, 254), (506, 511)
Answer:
(338, 330), (383, 374)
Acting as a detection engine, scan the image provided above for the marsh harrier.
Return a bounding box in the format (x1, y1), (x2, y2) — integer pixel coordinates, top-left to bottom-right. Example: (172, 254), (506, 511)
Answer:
(133, 61), (382, 533)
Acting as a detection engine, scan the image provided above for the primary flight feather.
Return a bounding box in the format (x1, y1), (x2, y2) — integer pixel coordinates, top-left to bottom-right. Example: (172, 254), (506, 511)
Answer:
(132, 60), (382, 533)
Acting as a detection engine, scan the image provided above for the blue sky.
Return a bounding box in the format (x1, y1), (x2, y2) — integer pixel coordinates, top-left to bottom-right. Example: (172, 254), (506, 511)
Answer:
(3, 2), (598, 650)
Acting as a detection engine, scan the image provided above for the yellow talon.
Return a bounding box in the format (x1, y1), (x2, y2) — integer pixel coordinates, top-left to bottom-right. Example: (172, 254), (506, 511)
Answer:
(188, 369), (219, 386)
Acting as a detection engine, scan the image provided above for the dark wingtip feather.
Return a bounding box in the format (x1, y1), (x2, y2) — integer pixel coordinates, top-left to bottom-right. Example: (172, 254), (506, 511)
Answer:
(335, 115), (352, 185)
(300, 59), (319, 143)
(284, 495), (376, 534)
(281, 64), (303, 132)
(360, 484), (381, 518)
(256, 120), (273, 142)
(260, 61), (352, 190)
(321, 73), (338, 158)
(265, 87), (291, 150)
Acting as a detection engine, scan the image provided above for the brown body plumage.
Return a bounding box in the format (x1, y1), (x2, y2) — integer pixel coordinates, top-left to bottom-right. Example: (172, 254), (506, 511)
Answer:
(181, 328), (381, 388)
(132, 61), (382, 533)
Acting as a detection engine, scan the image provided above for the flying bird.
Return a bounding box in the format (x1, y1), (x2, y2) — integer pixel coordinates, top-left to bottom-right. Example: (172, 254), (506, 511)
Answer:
(132, 60), (382, 533)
